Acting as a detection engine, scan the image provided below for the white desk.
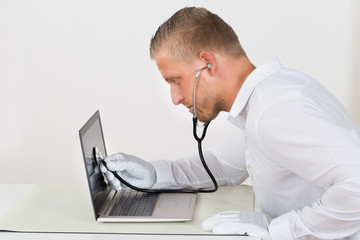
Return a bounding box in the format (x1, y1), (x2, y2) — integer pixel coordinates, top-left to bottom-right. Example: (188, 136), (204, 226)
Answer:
(0, 184), (259, 240)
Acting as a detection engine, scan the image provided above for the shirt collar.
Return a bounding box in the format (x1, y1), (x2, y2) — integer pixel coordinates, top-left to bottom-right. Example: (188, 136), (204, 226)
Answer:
(228, 57), (283, 123)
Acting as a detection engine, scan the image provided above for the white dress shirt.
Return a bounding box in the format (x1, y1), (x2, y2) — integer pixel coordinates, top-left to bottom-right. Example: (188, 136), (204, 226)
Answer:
(152, 58), (360, 239)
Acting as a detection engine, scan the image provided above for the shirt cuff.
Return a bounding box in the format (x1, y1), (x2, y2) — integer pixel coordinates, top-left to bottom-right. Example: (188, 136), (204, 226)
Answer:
(268, 211), (294, 240)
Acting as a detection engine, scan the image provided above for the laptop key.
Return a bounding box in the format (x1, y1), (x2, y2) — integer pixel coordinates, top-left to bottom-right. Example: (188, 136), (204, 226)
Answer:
(121, 191), (138, 216)
(110, 190), (131, 216)
(109, 190), (159, 217)
(142, 193), (159, 216)
(128, 192), (144, 216)
(135, 192), (150, 216)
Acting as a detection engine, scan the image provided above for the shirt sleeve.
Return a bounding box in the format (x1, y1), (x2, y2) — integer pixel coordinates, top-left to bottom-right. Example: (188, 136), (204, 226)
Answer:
(151, 132), (248, 189)
(257, 96), (360, 239)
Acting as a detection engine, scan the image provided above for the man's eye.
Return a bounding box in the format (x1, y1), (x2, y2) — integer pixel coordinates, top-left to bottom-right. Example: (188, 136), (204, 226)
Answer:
(170, 79), (179, 85)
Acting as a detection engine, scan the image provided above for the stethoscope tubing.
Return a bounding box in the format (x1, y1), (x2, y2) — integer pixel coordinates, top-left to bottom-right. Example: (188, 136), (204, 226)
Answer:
(95, 117), (218, 194)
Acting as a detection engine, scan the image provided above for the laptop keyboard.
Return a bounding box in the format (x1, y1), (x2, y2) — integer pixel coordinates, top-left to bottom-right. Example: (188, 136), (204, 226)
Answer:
(109, 190), (159, 217)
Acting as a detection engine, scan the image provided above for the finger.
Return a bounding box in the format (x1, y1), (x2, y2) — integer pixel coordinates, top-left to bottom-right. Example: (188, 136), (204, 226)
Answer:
(216, 222), (270, 239)
(212, 221), (270, 240)
(201, 211), (241, 231)
(103, 171), (122, 191)
(202, 216), (228, 231)
(202, 211), (240, 224)
(212, 221), (246, 234)
(106, 160), (128, 172)
(100, 163), (108, 173)
(94, 165), (100, 174)
(87, 163), (94, 175)
(104, 153), (130, 171)
(116, 171), (151, 189)
(216, 211), (243, 219)
(104, 171), (115, 181)
(109, 180), (122, 191)
(105, 153), (126, 163)
(89, 171), (102, 184)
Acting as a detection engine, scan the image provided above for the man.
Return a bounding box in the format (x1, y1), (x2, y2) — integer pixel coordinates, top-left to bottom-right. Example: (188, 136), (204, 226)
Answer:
(101, 7), (360, 239)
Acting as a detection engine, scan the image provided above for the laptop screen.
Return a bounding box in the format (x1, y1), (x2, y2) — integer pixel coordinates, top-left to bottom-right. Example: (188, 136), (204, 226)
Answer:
(79, 110), (108, 216)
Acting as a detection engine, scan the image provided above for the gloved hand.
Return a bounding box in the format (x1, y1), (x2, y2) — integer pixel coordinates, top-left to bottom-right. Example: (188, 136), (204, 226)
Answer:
(86, 157), (107, 195)
(100, 153), (157, 191)
(202, 210), (271, 240)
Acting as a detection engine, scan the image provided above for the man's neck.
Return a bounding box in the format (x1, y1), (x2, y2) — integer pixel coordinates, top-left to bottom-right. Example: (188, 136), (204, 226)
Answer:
(220, 56), (256, 112)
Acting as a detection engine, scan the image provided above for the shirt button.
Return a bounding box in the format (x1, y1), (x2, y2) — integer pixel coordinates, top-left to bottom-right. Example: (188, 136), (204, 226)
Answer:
(247, 164), (250, 170)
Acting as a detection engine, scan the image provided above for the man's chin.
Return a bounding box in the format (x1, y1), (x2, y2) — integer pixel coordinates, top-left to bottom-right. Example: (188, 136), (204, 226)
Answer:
(196, 113), (219, 124)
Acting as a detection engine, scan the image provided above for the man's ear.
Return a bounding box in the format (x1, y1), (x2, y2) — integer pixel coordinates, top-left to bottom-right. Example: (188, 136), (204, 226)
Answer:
(199, 51), (216, 76)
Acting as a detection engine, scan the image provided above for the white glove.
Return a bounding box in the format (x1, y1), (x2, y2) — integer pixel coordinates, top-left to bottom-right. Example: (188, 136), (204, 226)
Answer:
(85, 157), (107, 195)
(100, 153), (157, 191)
(202, 210), (271, 240)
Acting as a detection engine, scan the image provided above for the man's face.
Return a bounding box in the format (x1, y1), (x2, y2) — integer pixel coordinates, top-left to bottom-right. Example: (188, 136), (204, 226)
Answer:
(155, 56), (224, 123)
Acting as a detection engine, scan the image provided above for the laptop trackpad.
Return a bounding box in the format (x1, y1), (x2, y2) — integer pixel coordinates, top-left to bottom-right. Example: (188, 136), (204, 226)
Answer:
(160, 196), (191, 208)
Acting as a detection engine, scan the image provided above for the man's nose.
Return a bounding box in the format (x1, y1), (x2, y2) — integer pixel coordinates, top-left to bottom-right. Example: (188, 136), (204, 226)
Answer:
(170, 86), (184, 105)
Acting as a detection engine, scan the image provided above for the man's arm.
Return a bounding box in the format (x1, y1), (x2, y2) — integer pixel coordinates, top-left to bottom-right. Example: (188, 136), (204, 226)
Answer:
(151, 133), (248, 189)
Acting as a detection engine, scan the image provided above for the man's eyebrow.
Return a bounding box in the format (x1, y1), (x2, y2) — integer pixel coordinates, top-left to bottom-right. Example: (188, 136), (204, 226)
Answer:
(164, 74), (180, 82)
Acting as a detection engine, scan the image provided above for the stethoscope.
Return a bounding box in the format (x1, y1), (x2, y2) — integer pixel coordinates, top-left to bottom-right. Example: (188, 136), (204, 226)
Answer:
(96, 63), (218, 193)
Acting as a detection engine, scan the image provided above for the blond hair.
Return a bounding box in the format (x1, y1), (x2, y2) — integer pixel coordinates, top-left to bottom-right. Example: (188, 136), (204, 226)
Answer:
(150, 7), (247, 63)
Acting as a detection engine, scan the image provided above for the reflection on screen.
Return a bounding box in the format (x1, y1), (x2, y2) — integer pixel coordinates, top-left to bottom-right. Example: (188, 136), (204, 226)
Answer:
(80, 118), (107, 212)
(82, 119), (106, 163)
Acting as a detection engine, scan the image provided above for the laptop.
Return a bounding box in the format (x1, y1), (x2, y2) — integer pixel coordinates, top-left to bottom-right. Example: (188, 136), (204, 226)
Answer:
(79, 110), (197, 222)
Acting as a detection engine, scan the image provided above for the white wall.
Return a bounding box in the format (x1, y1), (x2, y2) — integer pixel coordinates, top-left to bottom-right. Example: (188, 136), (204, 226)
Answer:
(1, 0), (359, 184)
